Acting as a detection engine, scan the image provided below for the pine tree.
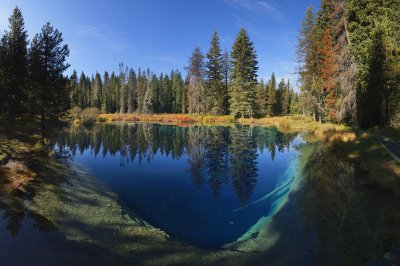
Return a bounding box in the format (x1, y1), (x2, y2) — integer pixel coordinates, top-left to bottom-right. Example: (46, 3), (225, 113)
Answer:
(297, 6), (324, 122)
(182, 74), (190, 113)
(229, 28), (258, 118)
(282, 80), (292, 115)
(222, 49), (230, 114)
(157, 73), (164, 113)
(255, 79), (266, 116)
(1, 7), (28, 119)
(278, 79), (290, 115)
(150, 73), (159, 112)
(102, 71), (110, 113)
(187, 47), (206, 114)
(161, 73), (173, 113)
(206, 32), (225, 115)
(110, 72), (120, 113)
(69, 70), (78, 108)
(172, 70), (184, 113)
(290, 92), (299, 114)
(29, 22), (70, 131)
(330, 0), (357, 123)
(266, 73), (276, 116)
(92, 72), (102, 109)
(127, 68), (137, 113)
(319, 28), (338, 121)
(136, 67), (145, 113)
(143, 71), (155, 114)
(276, 78), (287, 115)
(78, 72), (86, 108)
(119, 63), (127, 113)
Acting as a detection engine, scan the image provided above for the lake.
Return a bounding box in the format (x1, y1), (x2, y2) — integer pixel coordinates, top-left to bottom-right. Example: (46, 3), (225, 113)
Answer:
(1, 123), (400, 265)
(53, 123), (303, 249)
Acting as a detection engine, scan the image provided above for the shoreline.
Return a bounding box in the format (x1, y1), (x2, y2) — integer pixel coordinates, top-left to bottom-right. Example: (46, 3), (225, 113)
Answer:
(96, 113), (356, 142)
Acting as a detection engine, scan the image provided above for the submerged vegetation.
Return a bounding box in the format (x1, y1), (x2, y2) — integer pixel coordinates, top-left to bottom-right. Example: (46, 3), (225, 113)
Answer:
(0, 0), (399, 265)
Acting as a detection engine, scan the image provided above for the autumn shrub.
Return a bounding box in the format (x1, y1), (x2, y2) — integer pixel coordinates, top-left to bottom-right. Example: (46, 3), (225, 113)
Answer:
(81, 107), (100, 127)
(69, 107), (82, 120)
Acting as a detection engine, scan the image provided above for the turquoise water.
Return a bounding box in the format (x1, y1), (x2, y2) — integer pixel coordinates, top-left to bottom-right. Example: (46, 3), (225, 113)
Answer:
(54, 123), (302, 248)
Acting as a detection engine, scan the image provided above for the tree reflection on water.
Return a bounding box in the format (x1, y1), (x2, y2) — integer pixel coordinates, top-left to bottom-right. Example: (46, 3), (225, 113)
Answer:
(51, 123), (297, 204)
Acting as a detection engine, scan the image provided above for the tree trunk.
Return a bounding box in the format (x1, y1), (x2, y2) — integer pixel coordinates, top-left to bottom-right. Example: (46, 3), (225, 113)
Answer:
(40, 112), (46, 136)
(343, 16), (351, 45)
(7, 107), (15, 123)
(385, 99), (390, 126)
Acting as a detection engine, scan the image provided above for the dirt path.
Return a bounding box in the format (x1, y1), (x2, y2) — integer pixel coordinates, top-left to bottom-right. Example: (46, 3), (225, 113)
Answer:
(378, 135), (400, 163)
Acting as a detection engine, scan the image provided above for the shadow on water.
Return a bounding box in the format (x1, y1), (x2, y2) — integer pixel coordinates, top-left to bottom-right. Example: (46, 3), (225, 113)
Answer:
(241, 141), (400, 265)
(296, 142), (400, 265)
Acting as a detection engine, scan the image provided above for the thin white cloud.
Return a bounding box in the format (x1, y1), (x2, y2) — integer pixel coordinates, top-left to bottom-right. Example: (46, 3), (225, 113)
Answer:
(233, 15), (272, 42)
(234, 15), (246, 28)
(257, 1), (281, 18)
(107, 40), (131, 51)
(75, 25), (107, 37)
(224, 0), (253, 10)
(223, 0), (281, 18)
(154, 56), (179, 63)
(75, 24), (131, 52)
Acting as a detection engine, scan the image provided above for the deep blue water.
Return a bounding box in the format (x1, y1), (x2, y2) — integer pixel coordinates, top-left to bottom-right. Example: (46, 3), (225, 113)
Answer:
(59, 123), (303, 248)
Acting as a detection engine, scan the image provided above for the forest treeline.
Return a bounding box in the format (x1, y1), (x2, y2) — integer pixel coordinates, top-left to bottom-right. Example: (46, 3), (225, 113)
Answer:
(297, 0), (400, 127)
(68, 30), (298, 118)
(1, 0), (399, 128)
(0, 6), (298, 126)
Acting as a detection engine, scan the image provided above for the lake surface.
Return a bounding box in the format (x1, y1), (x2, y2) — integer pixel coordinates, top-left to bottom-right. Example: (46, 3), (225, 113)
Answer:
(53, 123), (303, 248)
(1, 123), (400, 265)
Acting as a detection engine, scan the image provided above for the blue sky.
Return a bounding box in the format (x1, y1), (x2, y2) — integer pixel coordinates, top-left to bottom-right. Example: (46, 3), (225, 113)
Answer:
(0, 0), (320, 86)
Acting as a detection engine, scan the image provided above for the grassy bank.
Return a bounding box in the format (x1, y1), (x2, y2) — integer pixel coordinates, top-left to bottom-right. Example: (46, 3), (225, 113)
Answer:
(97, 113), (236, 125)
(97, 113), (355, 142)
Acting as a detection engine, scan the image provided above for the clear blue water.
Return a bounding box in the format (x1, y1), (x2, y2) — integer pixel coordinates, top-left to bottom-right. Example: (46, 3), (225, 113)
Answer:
(55, 123), (303, 248)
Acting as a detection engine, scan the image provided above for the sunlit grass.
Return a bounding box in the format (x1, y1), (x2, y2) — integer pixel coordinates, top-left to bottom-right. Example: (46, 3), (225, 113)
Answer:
(98, 113), (240, 125)
(98, 113), (354, 140)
